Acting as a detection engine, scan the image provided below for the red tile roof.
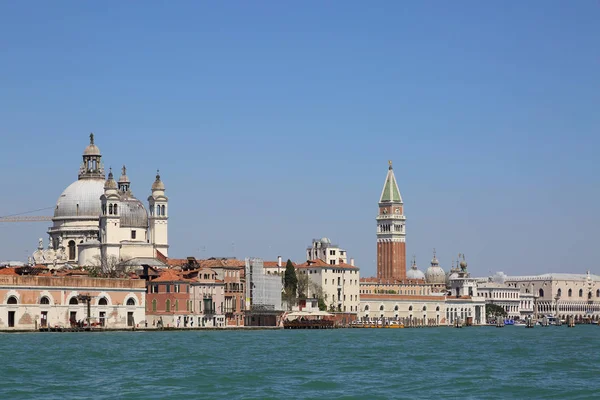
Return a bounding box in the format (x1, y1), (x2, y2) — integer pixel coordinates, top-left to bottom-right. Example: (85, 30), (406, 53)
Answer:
(156, 250), (168, 264)
(152, 269), (190, 282)
(165, 258), (186, 267)
(0, 267), (18, 276)
(263, 260), (295, 268)
(166, 257), (246, 269)
(446, 296), (473, 301)
(295, 259), (359, 270)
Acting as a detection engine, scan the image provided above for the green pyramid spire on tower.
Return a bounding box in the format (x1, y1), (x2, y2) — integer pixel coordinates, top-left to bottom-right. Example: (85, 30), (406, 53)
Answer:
(379, 160), (402, 203)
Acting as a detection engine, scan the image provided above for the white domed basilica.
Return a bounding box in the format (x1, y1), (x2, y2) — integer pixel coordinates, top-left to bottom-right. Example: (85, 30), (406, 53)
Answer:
(33, 134), (168, 268)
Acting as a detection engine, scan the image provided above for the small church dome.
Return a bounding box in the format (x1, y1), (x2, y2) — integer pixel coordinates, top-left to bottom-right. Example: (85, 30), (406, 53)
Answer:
(151, 170), (165, 191)
(104, 169), (118, 190)
(407, 258), (425, 280)
(120, 198), (148, 229)
(83, 133), (101, 156)
(83, 143), (101, 156)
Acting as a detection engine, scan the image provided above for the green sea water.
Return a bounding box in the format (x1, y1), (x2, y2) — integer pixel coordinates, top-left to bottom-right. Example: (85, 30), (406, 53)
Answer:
(1, 326), (599, 399)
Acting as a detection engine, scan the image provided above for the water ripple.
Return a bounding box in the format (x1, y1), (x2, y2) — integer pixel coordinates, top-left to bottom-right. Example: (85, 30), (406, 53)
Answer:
(0, 327), (599, 399)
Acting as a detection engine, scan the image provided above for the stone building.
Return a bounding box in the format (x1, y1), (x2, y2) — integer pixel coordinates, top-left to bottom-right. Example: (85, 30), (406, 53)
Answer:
(477, 281), (522, 319)
(295, 258), (360, 313)
(0, 268), (145, 330)
(504, 272), (600, 321)
(359, 294), (446, 325)
(306, 238), (348, 265)
(445, 256), (486, 325)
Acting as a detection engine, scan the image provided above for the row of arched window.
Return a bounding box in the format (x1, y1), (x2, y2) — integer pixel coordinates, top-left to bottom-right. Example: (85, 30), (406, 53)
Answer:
(364, 304), (440, 312)
(555, 288), (600, 298)
(5, 295), (136, 306)
(378, 224), (403, 233)
(152, 299), (179, 312)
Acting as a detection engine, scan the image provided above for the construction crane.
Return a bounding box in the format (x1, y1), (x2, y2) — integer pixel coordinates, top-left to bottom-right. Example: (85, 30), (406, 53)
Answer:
(0, 216), (52, 222)
(0, 207), (53, 223)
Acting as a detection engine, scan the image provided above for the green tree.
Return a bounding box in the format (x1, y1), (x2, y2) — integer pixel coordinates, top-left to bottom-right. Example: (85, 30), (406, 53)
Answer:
(486, 304), (507, 317)
(318, 297), (327, 311)
(284, 259), (298, 296)
(281, 260), (298, 310)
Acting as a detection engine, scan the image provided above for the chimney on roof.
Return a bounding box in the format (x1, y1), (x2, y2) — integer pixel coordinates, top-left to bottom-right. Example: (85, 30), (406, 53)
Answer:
(277, 256), (282, 267)
(350, 258), (354, 266)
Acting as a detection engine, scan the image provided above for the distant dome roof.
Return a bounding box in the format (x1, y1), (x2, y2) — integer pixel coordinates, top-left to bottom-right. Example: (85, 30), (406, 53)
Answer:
(426, 265), (446, 284)
(54, 179), (105, 219)
(320, 237), (331, 244)
(120, 197), (148, 229)
(407, 262), (425, 280)
(446, 270), (460, 286)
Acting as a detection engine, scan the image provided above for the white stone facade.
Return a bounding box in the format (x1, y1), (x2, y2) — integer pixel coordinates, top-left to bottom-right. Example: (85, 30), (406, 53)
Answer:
(504, 272), (600, 321)
(33, 134), (168, 268)
(306, 238), (348, 266)
(359, 295), (446, 325)
(478, 282), (522, 318)
(296, 259), (360, 313)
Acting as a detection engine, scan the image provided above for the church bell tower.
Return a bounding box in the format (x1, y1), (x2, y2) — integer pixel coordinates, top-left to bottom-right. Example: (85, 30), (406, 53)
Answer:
(376, 161), (406, 281)
(148, 170), (169, 257)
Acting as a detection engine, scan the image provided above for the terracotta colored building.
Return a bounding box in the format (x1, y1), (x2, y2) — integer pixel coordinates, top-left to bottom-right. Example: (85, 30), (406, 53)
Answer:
(0, 266), (146, 330)
(145, 268), (193, 327)
(167, 257), (245, 326)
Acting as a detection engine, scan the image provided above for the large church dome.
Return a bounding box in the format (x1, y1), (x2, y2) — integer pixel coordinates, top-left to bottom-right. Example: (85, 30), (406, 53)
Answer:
(54, 178), (105, 219)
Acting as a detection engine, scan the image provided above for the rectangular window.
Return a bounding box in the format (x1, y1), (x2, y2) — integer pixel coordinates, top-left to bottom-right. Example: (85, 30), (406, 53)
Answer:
(131, 230), (136, 239)
(166, 285), (171, 293)
(174, 284), (180, 293)
(330, 250), (336, 256)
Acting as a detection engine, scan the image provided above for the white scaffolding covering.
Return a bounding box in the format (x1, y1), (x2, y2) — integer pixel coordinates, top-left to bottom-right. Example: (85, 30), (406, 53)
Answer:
(245, 257), (282, 311)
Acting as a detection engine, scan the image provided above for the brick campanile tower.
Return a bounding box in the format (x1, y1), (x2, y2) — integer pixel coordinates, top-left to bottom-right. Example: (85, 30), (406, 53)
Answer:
(376, 161), (406, 281)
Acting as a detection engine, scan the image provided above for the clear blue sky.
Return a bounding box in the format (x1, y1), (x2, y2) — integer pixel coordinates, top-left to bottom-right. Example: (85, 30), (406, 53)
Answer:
(1, 2), (598, 277)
